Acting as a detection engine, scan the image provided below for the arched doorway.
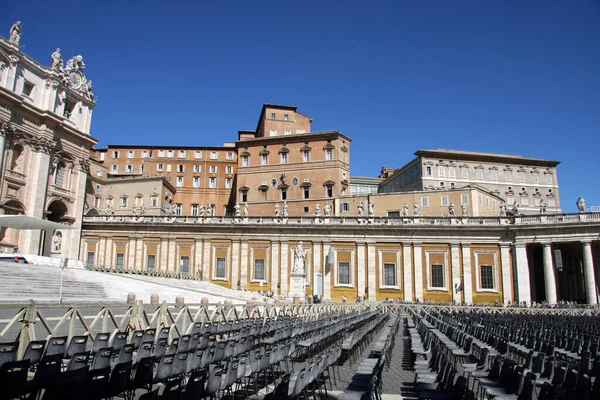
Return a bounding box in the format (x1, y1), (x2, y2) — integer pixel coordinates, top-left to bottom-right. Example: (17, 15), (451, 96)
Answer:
(0, 199), (25, 251)
(47, 200), (68, 223)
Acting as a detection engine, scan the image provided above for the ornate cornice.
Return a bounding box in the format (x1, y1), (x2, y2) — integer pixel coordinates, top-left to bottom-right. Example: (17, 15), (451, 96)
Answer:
(30, 136), (56, 154)
(8, 55), (19, 66)
(0, 120), (16, 137)
(78, 157), (91, 173)
(45, 78), (60, 89)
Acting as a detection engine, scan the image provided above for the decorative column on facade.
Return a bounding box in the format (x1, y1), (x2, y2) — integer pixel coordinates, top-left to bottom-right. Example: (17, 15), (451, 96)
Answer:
(367, 242), (377, 300)
(65, 157), (90, 260)
(194, 240), (202, 276)
(322, 242), (331, 300)
(312, 242), (321, 296)
(105, 237), (113, 267)
(357, 243), (366, 298)
(542, 243), (558, 305)
(159, 239), (168, 272)
(271, 241), (279, 294)
(514, 243), (532, 304)
(167, 239), (176, 272)
(135, 237), (143, 270)
(128, 237), (137, 269)
(98, 237), (106, 266)
(402, 244), (413, 302)
(231, 240), (240, 290)
(5, 55), (19, 92)
(202, 240), (210, 280)
(500, 244), (513, 305)
(582, 241), (598, 305)
(450, 244), (461, 304)
(461, 245), (473, 304)
(43, 79), (60, 112)
(413, 243), (423, 301)
(0, 121), (15, 183)
(280, 242), (289, 295)
(240, 241), (248, 289)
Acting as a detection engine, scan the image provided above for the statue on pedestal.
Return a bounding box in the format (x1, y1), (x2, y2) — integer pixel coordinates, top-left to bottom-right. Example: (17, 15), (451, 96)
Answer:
(206, 204), (213, 217)
(413, 203), (421, 216)
(283, 201), (289, 217)
(577, 196), (586, 213)
(368, 202), (374, 217)
(51, 48), (63, 71)
(539, 199), (547, 215)
(53, 231), (62, 252)
(243, 203), (248, 217)
(461, 204), (468, 217)
(358, 203), (364, 216)
(499, 202), (507, 216)
(274, 203), (280, 217)
(403, 202), (409, 216)
(448, 202), (455, 216)
(324, 202), (331, 216)
(234, 203), (240, 218)
(315, 202), (321, 217)
(199, 203), (205, 217)
(9, 21), (22, 46)
(292, 241), (308, 274)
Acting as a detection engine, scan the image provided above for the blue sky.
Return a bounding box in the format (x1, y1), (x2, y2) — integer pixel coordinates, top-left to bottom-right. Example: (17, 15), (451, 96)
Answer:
(2, 1), (599, 212)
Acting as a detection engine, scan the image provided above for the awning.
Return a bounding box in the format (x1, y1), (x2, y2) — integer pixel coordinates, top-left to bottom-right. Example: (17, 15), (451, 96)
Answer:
(0, 215), (75, 230)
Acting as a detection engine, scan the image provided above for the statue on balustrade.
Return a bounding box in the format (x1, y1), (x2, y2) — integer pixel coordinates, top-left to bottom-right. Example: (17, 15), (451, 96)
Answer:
(206, 204), (213, 216)
(461, 204), (468, 217)
(9, 21), (22, 45)
(539, 199), (547, 215)
(51, 48), (63, 71)
(448, 202), (455, 216)
(357, 202), (364, 216)
(283, 201), (289, 217)
(199, 203), (205, 217)
(403, 202), (409, 216)
(315, 202), (321, 217)
(234, 203), (241, 217)
(292, 241), (308, 274)
(368, 202), (374, 217)
(53, 231), (62, 252)
(577, 196), (586, 213)
(274, 203), (280, 217)
(324, 202), (331, 216)
(243, 203), (248, 217)
(499, 202), (507, 216)
(413, 203), (421, 216)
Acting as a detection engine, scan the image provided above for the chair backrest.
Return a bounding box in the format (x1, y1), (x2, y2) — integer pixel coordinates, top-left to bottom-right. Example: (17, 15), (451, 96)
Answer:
(130, 330), (144, 349)
(0, 342), (19, 369)
(91, 332), (110, 354)
(158, 327), (171, 341)
(205, 365), (224, 395)
(274, 372), (291, 398)
(66, 351), (90, 371)
(182, 368), (205, 400)
(90, 347), (112, 371)
(142, 328), (156, 344)
(153, 338), (168, 360)
(561, 365), (579, 391)
(106, 361), (132, 398)
(0, 359), (30, 398)
(66, 335), (88, 358)
(21, 340), (46, 365)
(154, 354), (175, 383)
(136, 341), (153, 363)
(551, 362), (567, 385)
(130, 356), (154, 391)
(111, 332), (128, 352)
(171, 352), (188, 377)
(45, 336), (67, 357)
(116, 343), (135, 365)
(166, 338), (179, 356)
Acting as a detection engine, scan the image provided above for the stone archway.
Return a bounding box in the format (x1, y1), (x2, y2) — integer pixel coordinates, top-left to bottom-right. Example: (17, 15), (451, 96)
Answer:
(0, 198), (25, 251)
(47, 199), (68, 223)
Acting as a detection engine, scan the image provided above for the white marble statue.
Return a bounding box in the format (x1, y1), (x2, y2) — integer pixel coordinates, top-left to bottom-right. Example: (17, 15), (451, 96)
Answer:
(243, 202), (248, 217)
(315, 202), (321, 217)
(403, 202), (409, 217)
(206, 203), (213, 216)
(577, 196), (586, 213)
(499, 202), (507, 216)
(234, 203), (241, 217)
(413, 203), (421, 216)
(283, 201), (289, 217)
(448, 201), (455, 216)
(461, 203), (468, 217)
(324, 202), (331, 216)
(51, 48), (63, 71)
(274, 203), (281, 217)
(358, 203), (364, 217)
(9, 21), (22, 45)
(512, 202), (520, 216)
(53, 231), (62, 252)
(368, 202), (374, 217)
(292, 241), (308, 274)
(164, 203), (172, 215)
(539, 199), (547, 215)
(199, 203), (205, 217)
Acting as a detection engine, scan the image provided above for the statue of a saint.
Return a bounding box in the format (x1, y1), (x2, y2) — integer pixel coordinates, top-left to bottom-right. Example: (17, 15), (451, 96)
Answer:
(274, 203), (280, 217)
(403, 202), (409, 217)
(357, 203), (364, 216)
(234, 203), (241, 217)
(164, 203), (172, 215)
(413, 203), (421, 216)
(448, 201), (455, 216)
(283, 201), (289, 217)
(206, 204), (213, 216)
(9, 21), (22, 45)
(368, 202), (374, 217)
(243, 203), (248, 217)
(199, 203), (205, 217)
(293, 241), (308, 274)
(577, 196), (586, 213)
(50, 48), (63, 71)
(499, 202), (507, 217)
(539, 199), (547, 215)
(461, 204), (468, 217)
(324, 202), (331, 216)
(139, 204), (145, 215)
(315, 202), (321, 217)
(512, 202), (520, 216)
(81, 80), (95, 101)
(53, 231), (62, 252)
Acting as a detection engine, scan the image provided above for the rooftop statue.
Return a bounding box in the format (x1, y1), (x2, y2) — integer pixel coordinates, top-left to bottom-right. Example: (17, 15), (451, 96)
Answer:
(368, 202), (374, 217)
(403, 202), (409, 216)
(448, 201), (455, 216)
(51, 48), (63, 71)
(315, 202), (321, 217)
(413, 203), (421, 216)
(9, 21), (22, 46)
(283, 201), (289, 217)
(243, 203), (248, 217)
(324, 202), (331, 216)
(274, 203), (280, 217)
(577, 196), (586, 213)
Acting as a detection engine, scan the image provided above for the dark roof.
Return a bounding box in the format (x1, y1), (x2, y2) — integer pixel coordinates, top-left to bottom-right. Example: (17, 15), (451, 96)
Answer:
(415, 149), (560, 167)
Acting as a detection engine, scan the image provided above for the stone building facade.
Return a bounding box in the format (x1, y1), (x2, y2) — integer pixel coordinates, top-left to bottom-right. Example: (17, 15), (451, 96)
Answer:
(0, 27), (96, 259)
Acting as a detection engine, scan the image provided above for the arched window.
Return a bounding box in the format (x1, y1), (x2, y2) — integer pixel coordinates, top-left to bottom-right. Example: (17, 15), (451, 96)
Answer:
(54, 162), (66, 187)
(10, 144), (24, 172)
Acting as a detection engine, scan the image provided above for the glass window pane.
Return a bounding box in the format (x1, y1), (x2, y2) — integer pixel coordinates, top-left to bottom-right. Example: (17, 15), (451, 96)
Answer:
(216, 257), (226, 278)
(431, 264), (444, 288)
(254, 259), (265, 280)
(338, 262), (350, 284)
(384, 263), (396, 286)
(480, 265), (494, 289)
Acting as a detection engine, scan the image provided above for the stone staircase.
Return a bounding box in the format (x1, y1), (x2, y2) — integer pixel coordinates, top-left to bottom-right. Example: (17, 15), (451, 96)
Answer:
(0, 262), (266, 304)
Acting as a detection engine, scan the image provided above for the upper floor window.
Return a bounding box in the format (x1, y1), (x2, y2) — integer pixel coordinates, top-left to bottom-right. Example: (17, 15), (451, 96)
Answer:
(326, 184), (333, 198)
(302, 151), (310, 162)
(194, 151), (202, 159)
(441, 195), (449, 206)
(269, 129), (277, 136)
(111, 165), (118, 173)
(303, 187), (310, 199)
(505, 170), (512, 182)
(461, 194), (469, 205)
(125, 165), (132, 173)
(193, 165), (201, 173)
(284, 130), (291, 135)
(281, 153), (288, 164)
(191, 204), (198, 216)
(476, 168), (484, 180)
(448, 167), (456, 179)
(156, 164), (164, 172)
(438, 166), (445, 178)
(490, 169), (498, 181)
(176, 176), (184, 187)
(225, 166), (233, 174)
(461, 167), (468, 179)
(127, 151), (134, 159)
(242, 156), (249, 167)
(341, 202), (349, 212)
(280, 188), (287, 200)
(209, 177), (216, 188)
(325, 149), (333, 161)
(545, 174), (553, 185)
(421, 196), (429, 207)
(166, 150), (174, 158)
(225, 178), (232, 189)
(120, 196), (127, 207)
(192, 177), (200, 187)
(271, 113), (276, 120)
(519, 171), (526, 183)
(54, 162), (67, 187)
(111, 151), (119, 159)
(22, 81), (35, 98)
(261, 154), (268, 165)
(166, 164), (172, 172)
(210, 152), (218, 160)
(425, 166), (432, 177)
(178, 151), (186, 158)
(141, 151), (149, 158)
(158, 150), (165, 157)
(63, 98), (75, 119)
(226, 152), (234, 160)
(177, 164), (184, 172)
(533, 172), (539, 184)
(174, 203), (182, 216)
(284, 114), (289, 121)
(209, 165), (217, 173)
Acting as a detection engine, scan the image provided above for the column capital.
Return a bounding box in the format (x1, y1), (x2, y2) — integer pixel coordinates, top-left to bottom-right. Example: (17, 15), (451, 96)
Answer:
(581, 240), (593, 245)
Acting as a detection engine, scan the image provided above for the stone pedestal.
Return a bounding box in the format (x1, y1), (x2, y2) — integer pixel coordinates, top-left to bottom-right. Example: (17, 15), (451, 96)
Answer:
(288, 272), (306, 300)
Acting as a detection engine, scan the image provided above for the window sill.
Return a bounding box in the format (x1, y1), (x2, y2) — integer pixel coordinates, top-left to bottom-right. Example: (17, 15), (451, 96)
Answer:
(212, 277), (228, 282)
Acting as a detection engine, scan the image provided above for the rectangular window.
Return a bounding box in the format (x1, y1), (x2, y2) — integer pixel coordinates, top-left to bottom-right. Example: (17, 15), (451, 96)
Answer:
(338, 262), (350, 285)
(545, 174), (553, 185)
(216, 257), (226, 278)
(147, 254), (156, 270)
(141, 151), (149, 158)
(209, 177), (216, 188)
(192, 177), (200, 187)
(177, 164), (184, 172)
(449, 167), (456, 178)
(176, 176), (184, 187)
(191, 204), (198, 216)
(325, 149), (333, 160)
(384, 263), (396, 286)
(209, 166), (217, 173)
(326, 185), (333, 197)
(271, 113), (276, 120)
(86, 251), (95, 266)
(225, 178), (232, 189)
(461, 167), (468, 179)
(421, 196), (429, 207)
(178, 151), (186, 158)
(533, 173), (539, 184)
(430, 264), (444, 288)
(226, 152), (234, 160)
(269, 129), (277, 137)
(125, 165), (132, 173)
(280, 188), (287, 200)
(491, 169), (498, 181)
(166, 150), (174, 158)
(193, 165), (201, 173)
(158, 150), (165, 157)
(303, 187), (310, 199)
(166, 164), (172, 172)
(127, 151), (134, 159)
(461, 194), (469, 205)
(477, 169), (483, 180)
(284, 114), (289, 121)
(303, 151), (310, 162)
(225, 166), (233, 174)
(441, 195), (449, 206)
(180, 256), (189, 273)
(210, 152), (218, 160)
(506, 170), (512, 182)
(242, 156), (249, 167)
(150, 197), (158, 207)
(254, 259), (265, 280)
(438, 166), (445, 178)
(480, 265), (494, 289)
(519, 171), (526, 183)
(241, 191), (248, 203)
(120, 197), (127, 207)
(281, 153), (288, 164)
(261, 155), (268, 165)
(426, 166), (432, 177)
(388, 211), (400, 217)
(112, 151), (119, 159)
(485, 198), (490, 208)
(493, 200), (497, 211)
(174, 203), (182, 216)
(22, 81), (35, 97)
(284, 130), (291, 135)
(99, 153), (105, 161)
(194, 151), (202, 159)
(478, 194), (483, 206)
(116, 253), (124, 268)
(111, 165), (118, 173)
(156, 164), (164, 172)
(341, 202), (349, 212)
(521, 195), (529, 206)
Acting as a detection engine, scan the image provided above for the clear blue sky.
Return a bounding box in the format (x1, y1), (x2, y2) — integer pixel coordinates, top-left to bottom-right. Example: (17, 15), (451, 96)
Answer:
(3, 1), (599, 212)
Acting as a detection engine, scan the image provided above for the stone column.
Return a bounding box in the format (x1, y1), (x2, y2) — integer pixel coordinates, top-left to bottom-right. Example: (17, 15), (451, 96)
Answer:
(367, 243), (377, 300)
(167, 239), (176, 272)
(403, 244), (413, 302)
(194, 240), (202, 276)
(542, 243), (558, 305)
(0, 125), (9, 184)
(240, 241), (248, 289)
(514, 244), (532, 304)
(231, 240), (240, 289)
(322, 242), (331, 300)
(582, 241), (598, 305)
(128, 237), (137, 269)
(357, 243), (366, 298)
(202, 240), (211, 280)
(65, 162), (88, 260)
(135, 239), (143, 270)
(5, 56), (18, 91)
(413, 243), (423, 301)
(312, 242), (321, 295)
(159, 239), (168, 272)
(98, 236), (106, 266)
(500, 244), (513, 305)
(280, 242), (289, 295)
(461, 245), (473, 304)
(271, 241), (279, 293)
(105, 237), (113, 267)
(450, 244), (461, 304)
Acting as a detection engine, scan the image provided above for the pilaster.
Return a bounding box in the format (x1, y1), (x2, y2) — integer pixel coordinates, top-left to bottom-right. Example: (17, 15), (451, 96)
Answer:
(20, 149), (51, 254)
(271, 241), (279, 293)
(582, 241), (597, 304)
(514, 243), (532, 304)
(461, 245), (473, 304)
(194, 240), (202, 276)
(403, 244), (413, 302)
(231, 240), (240, 289)
(542, 243), (557, 305)
(281, 242), (289, 295)
(312, 242), (321, 296)
(160, 239), (168, 272)
(240, 241), (248, 289)
(98, 237), (106, 266)
(202, 240), (210, 280)
(135, 238), (143, 270)
(65, 164), (88, 260)
(128, 237), (137, 269)
(450, 244), (461, 304)
(500, 244), (513, 305)
(105, 237), (113, 267)
(322, 242), (331, 300)
(167, 239), (176, 272)
(367, 243), (376, 300)
(357, 243), (366, 298)
(413, 243), (423, 301)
